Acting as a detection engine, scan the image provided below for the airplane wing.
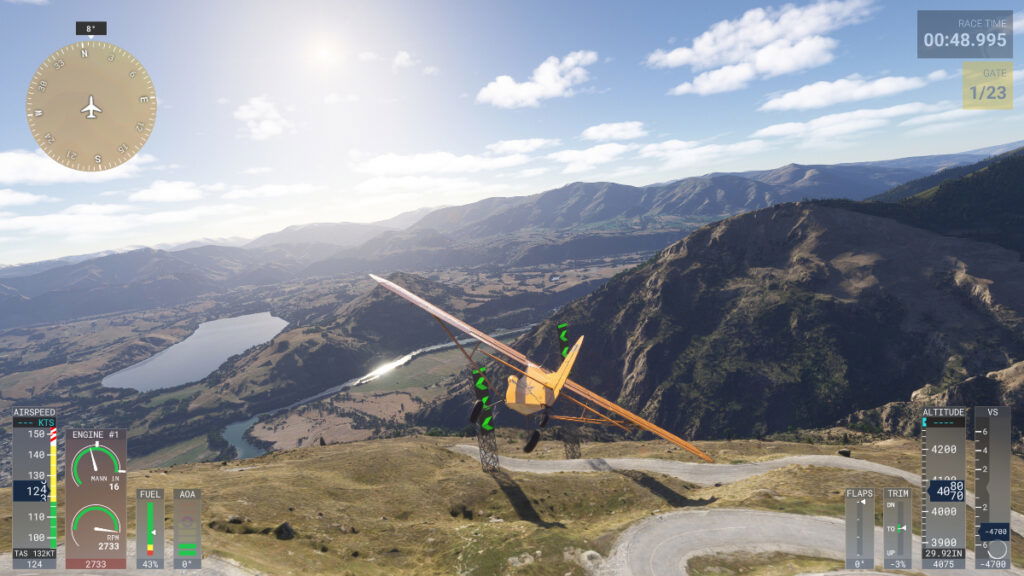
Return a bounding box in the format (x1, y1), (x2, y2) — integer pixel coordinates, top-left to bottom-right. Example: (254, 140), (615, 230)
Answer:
(560, 378), (713, 462)
(368, 273), (714, 463)
(369, 274), (529, 365)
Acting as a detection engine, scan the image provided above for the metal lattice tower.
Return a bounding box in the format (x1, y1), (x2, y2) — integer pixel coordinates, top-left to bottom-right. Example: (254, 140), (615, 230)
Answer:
(562, 426), (581, 460)
(477, 428), (500, 474)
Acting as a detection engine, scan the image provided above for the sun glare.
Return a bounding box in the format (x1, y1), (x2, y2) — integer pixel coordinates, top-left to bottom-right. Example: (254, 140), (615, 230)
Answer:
(308, 37), (341, 68)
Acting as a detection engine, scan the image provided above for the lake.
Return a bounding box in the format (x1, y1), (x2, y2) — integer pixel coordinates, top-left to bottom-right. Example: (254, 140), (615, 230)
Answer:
(102, 312), (289, 392)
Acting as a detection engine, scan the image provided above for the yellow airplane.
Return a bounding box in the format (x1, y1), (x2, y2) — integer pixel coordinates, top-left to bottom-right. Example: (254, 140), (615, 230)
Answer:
(369, 274), (714, 463)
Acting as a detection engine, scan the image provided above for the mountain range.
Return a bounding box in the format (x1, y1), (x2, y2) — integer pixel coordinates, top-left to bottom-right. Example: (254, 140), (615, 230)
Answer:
(414, 145), (1024, 440)
(0, 141), (1019, 332)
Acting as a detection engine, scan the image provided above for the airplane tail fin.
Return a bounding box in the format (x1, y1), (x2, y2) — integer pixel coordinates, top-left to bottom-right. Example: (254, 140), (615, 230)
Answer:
(547, 335), (582, 398)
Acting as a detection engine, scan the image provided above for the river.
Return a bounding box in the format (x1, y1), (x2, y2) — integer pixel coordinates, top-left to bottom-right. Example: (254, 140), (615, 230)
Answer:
(221, 325), (533, 458)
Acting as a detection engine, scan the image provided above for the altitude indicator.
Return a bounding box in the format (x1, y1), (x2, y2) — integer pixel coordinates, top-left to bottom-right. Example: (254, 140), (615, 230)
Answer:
(26, 41), (156, 171)
(921, 407), (966, 569)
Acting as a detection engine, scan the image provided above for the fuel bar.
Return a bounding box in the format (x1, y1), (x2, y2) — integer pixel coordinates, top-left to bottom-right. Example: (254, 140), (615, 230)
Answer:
(136, 489), (165, 569)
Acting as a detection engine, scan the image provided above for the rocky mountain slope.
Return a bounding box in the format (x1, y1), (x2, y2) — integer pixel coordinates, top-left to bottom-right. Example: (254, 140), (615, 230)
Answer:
(471, 149), (1024, 439)
(418, 195), (1024, 439)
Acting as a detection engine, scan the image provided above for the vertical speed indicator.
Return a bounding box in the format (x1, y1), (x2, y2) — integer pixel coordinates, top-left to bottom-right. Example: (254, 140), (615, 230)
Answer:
(975, 407), (1012, 569)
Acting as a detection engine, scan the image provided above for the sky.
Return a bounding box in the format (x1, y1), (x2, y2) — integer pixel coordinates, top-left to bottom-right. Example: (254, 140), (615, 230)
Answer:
(0, 0), (1021, 265)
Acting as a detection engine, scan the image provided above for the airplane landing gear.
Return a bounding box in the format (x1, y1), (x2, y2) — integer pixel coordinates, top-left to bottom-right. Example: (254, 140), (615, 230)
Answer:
(523, 429), (541, 453)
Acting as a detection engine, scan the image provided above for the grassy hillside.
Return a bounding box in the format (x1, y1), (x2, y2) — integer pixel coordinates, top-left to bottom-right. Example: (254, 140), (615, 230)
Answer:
(0, 435), (1018, 574)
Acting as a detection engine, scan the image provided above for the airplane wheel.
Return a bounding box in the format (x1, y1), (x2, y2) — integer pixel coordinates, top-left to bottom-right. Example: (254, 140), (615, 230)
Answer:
(469, 401), (483, 424)
(523, 430), (541, 453)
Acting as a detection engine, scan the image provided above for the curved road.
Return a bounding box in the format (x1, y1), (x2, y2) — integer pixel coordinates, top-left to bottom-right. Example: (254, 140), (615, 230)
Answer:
(0, 540), (261, 576)
(599, 508), (1024, 576)
(452, 445), (1024, 575)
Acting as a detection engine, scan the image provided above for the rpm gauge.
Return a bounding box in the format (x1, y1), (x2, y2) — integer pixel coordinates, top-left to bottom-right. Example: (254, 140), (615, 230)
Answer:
(69, 504), (121, 550)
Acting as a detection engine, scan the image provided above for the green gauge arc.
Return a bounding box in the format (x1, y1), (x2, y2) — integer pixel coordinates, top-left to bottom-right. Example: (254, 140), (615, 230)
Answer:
(72, 505), (120, 532)
(71, 445), (121, 485)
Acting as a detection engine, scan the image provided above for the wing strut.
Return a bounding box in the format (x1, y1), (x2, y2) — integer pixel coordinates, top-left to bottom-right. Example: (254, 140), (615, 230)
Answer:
(369, 274), (715, 463)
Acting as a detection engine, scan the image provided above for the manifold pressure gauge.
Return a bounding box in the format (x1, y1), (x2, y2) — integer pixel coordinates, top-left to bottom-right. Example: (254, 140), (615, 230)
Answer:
(26, 41), (156, 171)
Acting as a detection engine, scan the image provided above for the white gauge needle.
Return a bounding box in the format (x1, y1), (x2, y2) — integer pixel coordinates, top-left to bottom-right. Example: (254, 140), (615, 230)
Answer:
(90, 448), (98, 472)
(93, 527), (117, 533)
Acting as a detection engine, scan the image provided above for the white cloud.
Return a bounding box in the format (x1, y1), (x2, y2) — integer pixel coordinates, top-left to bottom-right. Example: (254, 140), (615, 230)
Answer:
(422, 66), (440, 76)
(243, 166), (273, 175)
(669, 63), (758, 95)
(0, 189), (56, 207)
(233, 96), (294, 141)
(547, 143), (633, 173)
(352, 150), (529, 175)
(485, 138), (561, 154)
(0, 150), (154, 185)
(392, 50), (418, 70)
(1015, 11), (1022, 34)
(639, 139), (767, 170)
(357, 51), (382, 61)
(753, 101), (949, 141)
(514, 167), (551, 178)
(61, 203), (132, 216)
(216, 97), (229, 105)
(477, 50), (599, 108)
(222, 183), (324, 200)
(0, 203), (241, 238)
(760, 71), (948, 110)
(649, 0), (874, 95)
(324, 92), (359, 104)
(581, 121), (648, 141)
(898, 108), (989, 128)
(128, 180), (211, 203)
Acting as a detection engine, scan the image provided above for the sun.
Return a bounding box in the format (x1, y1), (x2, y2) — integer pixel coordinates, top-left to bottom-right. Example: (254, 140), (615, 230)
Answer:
(308, 37), (341, 68)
